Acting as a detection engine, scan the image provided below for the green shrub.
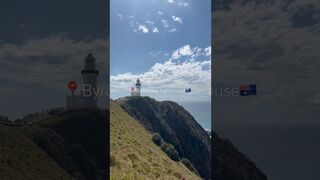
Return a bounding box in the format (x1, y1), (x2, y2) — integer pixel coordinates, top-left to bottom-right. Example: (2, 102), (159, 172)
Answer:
(181, 158), (199, 176)
(151, 133), (163, 146)
(160, 143), (180, 161)
(152, 134), (181, 162)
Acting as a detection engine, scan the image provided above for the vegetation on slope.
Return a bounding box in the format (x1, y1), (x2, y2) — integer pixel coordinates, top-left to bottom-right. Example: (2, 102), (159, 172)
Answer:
(110, 101), (200, 180)
(35, 109), (108, 179)
(0, 125), (73, 180)
(0, 109), (108, 180)
(117, 96), (211, 179)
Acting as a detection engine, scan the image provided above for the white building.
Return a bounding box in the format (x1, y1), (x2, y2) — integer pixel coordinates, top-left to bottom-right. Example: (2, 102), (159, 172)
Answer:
(66, 53), (99, 109)
(131, 79), (141, 96)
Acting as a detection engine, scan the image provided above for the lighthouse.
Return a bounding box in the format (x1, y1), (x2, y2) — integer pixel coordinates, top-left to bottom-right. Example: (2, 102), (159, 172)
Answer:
(66, 52), (100, 109)
(130, 79), (141, 96)
(81, 53), (99, 107)
(135, 79), (141, 96)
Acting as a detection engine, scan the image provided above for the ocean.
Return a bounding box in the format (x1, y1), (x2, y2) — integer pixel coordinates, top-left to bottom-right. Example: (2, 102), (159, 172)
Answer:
(214, 123), (320, 180)
(178, 101), (211, 131)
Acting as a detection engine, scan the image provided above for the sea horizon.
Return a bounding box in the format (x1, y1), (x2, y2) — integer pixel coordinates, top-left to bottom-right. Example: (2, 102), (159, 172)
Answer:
(178, 101), (211, 131)
(110, 95), (212, 131)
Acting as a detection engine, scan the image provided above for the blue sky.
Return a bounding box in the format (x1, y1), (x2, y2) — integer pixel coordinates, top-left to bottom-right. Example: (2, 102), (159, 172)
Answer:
(111, 0), (211, 102)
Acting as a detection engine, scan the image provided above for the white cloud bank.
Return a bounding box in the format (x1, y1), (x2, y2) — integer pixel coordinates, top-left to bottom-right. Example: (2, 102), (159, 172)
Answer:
(0, 34), (108, 92)
(111, 45), (211, 101)
(172, 45), (211, 60)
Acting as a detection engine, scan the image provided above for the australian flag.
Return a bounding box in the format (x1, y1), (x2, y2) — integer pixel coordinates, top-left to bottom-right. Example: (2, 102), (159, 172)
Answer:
(185, 88), (192, 93)
(240, 84), (257, 96)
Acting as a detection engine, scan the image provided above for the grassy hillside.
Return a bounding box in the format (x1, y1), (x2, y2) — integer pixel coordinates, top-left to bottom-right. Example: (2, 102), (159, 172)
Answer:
(0, 125), (73, 180)
(110, 102), (200, 180)
(117, 96), (211, 179)
(0, 109), (108, 180)
(35, 109), (108, 179)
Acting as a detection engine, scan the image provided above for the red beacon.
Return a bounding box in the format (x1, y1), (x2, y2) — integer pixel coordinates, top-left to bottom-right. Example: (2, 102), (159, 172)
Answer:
(68, 81), (77, 95)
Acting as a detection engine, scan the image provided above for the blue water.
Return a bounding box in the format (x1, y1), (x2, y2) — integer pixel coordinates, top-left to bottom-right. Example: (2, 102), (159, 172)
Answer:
(214, 123), (320, 180)
(178, 101), (211, 131)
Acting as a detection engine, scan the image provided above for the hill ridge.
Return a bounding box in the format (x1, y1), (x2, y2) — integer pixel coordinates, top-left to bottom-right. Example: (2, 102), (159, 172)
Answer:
(110, 101), (200, 179)
(116, 96), (211, 179)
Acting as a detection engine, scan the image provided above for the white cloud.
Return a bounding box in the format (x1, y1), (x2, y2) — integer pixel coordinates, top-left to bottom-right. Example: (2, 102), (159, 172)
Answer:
(0, 35), (108, 91)
(193, 47), (202, 57)
(168, 28), (177, 32)
(111, 45), (211, 101)
(123, 9), (184, 34)
(178, 2), (189, 7)
(149, 51), (162, 57)
(130, 21), (150, 34)
(161, 19), (169, 29)
(167, 0), (188, 7)
(172, 16), (183, 24)
(146, 20), (154, 26)
(153, 27), (159, 33)
(171, 45), (211, 59)
(172, 45), (194, 59)
(117, 14), (123, 20)
(121, 10), (184, 34)
(137, 24), (149, 33)
(204, 46), (211, 57)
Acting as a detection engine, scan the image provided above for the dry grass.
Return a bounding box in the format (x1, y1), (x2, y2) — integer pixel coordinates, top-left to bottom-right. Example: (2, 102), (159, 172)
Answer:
(110, 102), (200, 180)
(0, 125), (73, 180)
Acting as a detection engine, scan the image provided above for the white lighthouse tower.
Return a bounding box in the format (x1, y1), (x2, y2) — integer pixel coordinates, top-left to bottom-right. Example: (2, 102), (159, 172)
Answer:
(135, 79), (141, 96)
(81, 52), (99, 107)
(66, 52), (100, 109)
